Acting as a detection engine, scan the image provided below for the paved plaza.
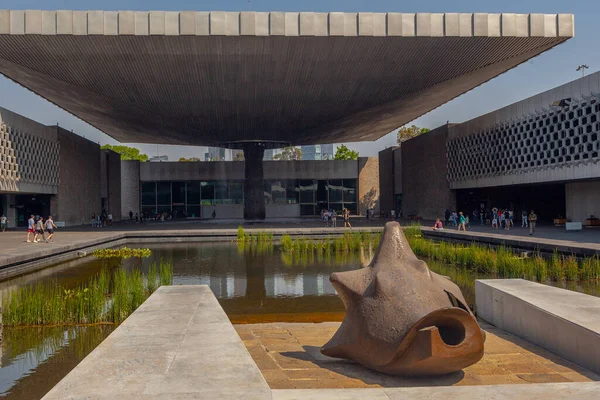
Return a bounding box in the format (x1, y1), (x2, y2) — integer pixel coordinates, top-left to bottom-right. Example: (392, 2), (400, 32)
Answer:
(235, 321), (599, 389)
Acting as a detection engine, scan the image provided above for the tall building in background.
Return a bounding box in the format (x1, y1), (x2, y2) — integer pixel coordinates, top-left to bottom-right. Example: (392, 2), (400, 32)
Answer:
(301, 144), (334, 160)
(205, 147), (226, 161)
(263, 149), (274, 161)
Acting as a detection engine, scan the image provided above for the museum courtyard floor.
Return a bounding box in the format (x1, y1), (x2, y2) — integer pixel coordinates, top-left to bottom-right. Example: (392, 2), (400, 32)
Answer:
(235, 321), (598, 390)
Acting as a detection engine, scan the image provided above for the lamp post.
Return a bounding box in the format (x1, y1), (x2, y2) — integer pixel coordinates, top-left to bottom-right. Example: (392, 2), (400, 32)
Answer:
(576, 64), (589, 78)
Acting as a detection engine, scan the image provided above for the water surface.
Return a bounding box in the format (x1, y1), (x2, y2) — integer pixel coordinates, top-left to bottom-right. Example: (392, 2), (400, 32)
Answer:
(1, 242), (599, 399)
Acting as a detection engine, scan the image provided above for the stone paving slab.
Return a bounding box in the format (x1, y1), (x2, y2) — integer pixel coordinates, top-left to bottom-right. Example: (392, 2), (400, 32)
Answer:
(235, 321), (599, 390)
(42, 286), (271, 400)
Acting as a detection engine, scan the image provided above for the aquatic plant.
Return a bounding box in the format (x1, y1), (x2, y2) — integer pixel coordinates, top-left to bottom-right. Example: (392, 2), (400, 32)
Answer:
(2, 262), (174, 327)
(92, 247), (152, 259)
(404, 225), (599, 284)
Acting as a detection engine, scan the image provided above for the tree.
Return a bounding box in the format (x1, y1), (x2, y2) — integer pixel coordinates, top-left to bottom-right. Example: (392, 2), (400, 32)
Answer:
(233, 152), (245, 161)
(334, 144), (359, 160)
(273, 146), (302, 160)
(396, 125), (430, 144)
(178, 157), (201, 162)
(101, 144), (148, 161)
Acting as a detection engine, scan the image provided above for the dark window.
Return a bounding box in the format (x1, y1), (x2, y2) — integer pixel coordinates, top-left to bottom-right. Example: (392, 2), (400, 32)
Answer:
(141, 182), (156, 206)
(157, 182), (171, 205)
(201, 181), (215, 205)
(187, 181), (201, 205)
(299, 180), (316, 204)
(328, 180), (343, 203)
(172, 182), (186, 205)
(229, 181), (244, 204)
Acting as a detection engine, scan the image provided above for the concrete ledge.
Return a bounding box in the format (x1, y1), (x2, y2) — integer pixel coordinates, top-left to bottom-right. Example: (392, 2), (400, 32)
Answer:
(476, 279), (600, 374)
(0, 10), (575, 38)
(42, 285), (271, 399)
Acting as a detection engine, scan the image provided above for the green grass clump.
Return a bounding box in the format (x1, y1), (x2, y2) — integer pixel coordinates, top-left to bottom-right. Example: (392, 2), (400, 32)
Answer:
(405, 230), (599, 284)
(2, 261), (174, 327)
(93, 247), (152, 259)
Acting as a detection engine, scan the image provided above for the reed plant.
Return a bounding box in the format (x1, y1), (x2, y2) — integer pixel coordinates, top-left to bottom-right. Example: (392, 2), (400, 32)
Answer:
(93, 248), (152, 259)
(404, 227), (599, 284)
(3, 261), (174, 327)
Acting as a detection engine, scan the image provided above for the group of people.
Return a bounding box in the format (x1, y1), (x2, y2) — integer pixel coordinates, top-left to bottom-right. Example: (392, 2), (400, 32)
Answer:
(26, 215), (57, 243)
(443, 210), (471, 230)
(321, 208), (352, 228)
(91, 211), (113, 227)
(440, 207), (539, 235)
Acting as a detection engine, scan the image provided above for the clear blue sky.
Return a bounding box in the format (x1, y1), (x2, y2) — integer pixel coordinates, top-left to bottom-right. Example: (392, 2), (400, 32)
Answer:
(0, 0), (597, 159)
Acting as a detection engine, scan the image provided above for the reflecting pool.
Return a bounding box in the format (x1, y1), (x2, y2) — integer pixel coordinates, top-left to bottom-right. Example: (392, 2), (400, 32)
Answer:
(0, 242), (599, 399)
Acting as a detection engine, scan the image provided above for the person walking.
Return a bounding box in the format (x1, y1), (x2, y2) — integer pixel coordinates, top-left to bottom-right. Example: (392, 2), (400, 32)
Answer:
(528, 210), (538, 235)
(452, 211), (458, 227)
(444, 209), (451, 225)
(45, 216), (57, 243)
(0, 214), (7, 232)
(390, 209), (395, 220)
(331, 209), (337, 227)
(458, 212), (466, 231)
(129, 210), (133, 220)
(26, 214), (35, 242)
(91, 213), (96, 228)
(344, 208), (352, 229)
(521, 209), (528, 228)
(108, 213), (113, 226)
(34, 216), (45, 243)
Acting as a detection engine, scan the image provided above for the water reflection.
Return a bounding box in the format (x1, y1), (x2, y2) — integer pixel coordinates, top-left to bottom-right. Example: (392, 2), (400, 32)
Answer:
(1, 242), (599, 399)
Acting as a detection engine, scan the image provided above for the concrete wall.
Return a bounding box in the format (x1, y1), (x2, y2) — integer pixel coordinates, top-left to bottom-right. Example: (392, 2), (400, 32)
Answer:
(102, 150), (122, 221)
(394, 148), (402, 195)
(266, 204), (301, 218)
(52, 127), (101, 226)
(120, 160), (140, 220)
(140, 160), (359, 181)
(378, 148), (396, 215)
(358, 157), (379, 216)
(401, 124), (455, 220)
(566, 180), (600, 222)
(448, 71), (600, 190)
(201, 204), (243, 219)
(0, 107), (59, 194)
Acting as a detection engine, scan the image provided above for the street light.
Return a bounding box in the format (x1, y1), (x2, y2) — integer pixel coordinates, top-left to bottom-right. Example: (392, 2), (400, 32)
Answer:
(576, 64), (589, 78)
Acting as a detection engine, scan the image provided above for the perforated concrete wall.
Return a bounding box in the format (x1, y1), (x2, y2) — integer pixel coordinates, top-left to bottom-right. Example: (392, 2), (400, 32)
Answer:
(447, 72), (600, 189)
(0, 113), (59, 194)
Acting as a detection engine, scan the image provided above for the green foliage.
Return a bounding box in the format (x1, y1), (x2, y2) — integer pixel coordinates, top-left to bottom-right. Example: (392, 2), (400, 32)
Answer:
(273, 146), (302, 160)
(2, 262), (174, 327)
(334, 144), (359, 160)
(396, 125), (430, 144)
(178, 157), (201, 162)
(233, 152), (245, 161)
(403, 228), (599, 284)
(93, 248), (151, 259)
(100, 144), (149, 161)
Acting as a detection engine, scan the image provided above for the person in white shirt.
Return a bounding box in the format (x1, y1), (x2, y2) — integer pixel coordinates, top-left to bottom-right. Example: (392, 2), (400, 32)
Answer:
(27, 215), (35, 243)
(46, 216), (57, 243)
(108, 214), (113, 226)
(0, 214), (7, 232)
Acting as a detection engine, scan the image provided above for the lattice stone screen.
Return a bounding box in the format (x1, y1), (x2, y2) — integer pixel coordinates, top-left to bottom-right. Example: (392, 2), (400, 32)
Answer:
(447, 96), (600, 183)
(0, 122), (59, 191)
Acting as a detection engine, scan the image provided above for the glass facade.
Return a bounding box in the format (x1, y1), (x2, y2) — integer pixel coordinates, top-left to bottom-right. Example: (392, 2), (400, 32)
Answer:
(140, 179), (358, 217)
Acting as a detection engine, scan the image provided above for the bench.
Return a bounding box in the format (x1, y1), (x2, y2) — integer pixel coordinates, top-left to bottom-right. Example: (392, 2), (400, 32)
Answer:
(565, 221), (582, 231)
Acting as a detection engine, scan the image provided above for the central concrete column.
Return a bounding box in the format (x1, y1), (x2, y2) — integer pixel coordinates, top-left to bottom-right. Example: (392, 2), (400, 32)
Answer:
(243, 144), (265, 220)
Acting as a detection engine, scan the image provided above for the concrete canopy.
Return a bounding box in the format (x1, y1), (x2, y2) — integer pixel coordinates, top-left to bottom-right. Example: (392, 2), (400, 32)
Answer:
(0, 11), (573, 148)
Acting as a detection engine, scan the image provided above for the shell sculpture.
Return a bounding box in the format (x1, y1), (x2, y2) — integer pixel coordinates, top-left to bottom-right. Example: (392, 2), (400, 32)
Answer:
(321, 222), (485, 376)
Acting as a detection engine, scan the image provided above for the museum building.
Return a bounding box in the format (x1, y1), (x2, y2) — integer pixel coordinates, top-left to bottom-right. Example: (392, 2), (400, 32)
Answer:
(380, 72), (600, 224)
(0, 106), (379, 227)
